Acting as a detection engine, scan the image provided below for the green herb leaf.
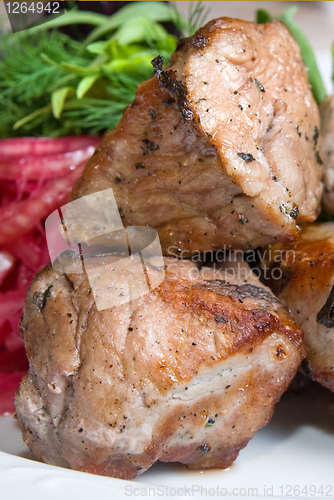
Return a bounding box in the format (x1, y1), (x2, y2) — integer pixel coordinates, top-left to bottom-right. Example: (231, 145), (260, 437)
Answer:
(13, 104), (53, 130)
(16, 9), (107, 38)
(171, 1), (210, 37)
(256, 9), (272, 24)
(58, 62), (100, 77)
(113, 16), (171, 47)
(77, 75), (99, 99)
(82, 1), (174, 49)
(86, 41), (109, 56)
(51, 86), (73, 118)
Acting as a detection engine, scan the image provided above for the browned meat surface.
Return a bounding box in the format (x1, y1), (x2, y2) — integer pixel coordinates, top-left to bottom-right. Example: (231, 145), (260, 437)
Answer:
(320, 95), (334, 214)
(70, 18), (322, 254)
(15, 254), (305, 479)
(259, 223), (334, 391)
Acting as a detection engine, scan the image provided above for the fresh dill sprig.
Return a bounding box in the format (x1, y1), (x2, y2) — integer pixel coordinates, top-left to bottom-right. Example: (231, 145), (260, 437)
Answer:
(170, 1), (210, 38)
(0, 1), (209, 138)
(0, 29), (94, 137)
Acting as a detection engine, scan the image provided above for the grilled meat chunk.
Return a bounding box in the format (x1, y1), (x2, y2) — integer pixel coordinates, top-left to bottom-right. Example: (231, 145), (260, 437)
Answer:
(71, 18), (322, 254)
(15, 254), (305, 479)
(320, 95), (334, 214)
(258, 222), (334, 391)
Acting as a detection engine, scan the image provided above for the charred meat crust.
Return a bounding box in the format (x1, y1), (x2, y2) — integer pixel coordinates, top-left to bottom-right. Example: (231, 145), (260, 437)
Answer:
(317, 284), (334, 328)
(193, 280), (304, 347)
(151, 55), (193, 121)
(300, 359), (312, 377)
(191, 34), (209, 50)
(196, 280), (282, 304)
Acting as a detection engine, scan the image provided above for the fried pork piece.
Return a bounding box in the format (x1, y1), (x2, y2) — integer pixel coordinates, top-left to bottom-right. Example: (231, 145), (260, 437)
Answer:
(70, 18), (322, 254)
(259, 222), (334, 391)
(16, 254), (305, 479)
(320, 95), (334, 214)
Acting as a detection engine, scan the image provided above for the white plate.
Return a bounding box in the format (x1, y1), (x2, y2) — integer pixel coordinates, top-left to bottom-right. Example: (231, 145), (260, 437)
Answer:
(1, 35), (333, 500)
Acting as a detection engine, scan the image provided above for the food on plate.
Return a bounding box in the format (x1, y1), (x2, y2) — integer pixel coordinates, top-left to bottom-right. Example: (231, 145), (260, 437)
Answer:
(257, 223), (334, 392)
(320, 95), (334, 214)
(0, 136), (100, 414)
(15, 254), (305, 479)
(71, 17), (323, 254)
(5, 1), (328, 480)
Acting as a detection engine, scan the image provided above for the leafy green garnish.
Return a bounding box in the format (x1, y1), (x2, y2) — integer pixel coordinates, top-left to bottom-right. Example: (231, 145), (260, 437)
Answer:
(170, 1), (211, 38)
(14, 10), (107, 38)
(256, 9), (272, 25)
(81, 1), (175, 49)
(0, 1), (209, 138)
(52, 87), (74, 118)
(256, 5), (327, 104)
(0, 30), (87, 137)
